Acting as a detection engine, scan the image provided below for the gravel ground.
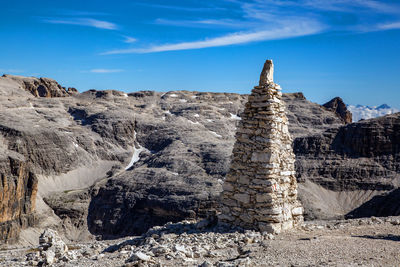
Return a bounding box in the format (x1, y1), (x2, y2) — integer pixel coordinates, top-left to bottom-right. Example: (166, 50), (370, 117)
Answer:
(1, 216), (400, 266)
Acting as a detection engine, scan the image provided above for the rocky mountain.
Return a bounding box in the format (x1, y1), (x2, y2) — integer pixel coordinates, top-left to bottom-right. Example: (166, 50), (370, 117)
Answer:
(0, 74), (399, 244)
(1, 74), (77, 97)
(323, 97), (352, 124)
(295, 112), (400, 219)
(347, 103), (399, 122)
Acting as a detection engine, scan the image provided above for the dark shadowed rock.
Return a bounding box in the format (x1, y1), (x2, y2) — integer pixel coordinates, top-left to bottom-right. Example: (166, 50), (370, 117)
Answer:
(346, 188), (400, 218)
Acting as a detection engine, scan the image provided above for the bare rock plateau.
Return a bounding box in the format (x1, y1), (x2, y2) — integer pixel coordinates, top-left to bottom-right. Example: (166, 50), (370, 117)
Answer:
(0, 73), (399, 264)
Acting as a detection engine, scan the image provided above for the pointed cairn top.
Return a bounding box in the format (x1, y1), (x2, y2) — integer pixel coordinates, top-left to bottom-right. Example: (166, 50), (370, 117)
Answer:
(259, 59), (274, 86)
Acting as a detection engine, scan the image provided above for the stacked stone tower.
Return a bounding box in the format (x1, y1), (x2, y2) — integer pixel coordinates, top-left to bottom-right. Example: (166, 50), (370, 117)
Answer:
(219, 60), (303, 233)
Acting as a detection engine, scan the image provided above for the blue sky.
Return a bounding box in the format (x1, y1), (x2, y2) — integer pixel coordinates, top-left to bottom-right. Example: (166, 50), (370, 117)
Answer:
(1, 0), (400, 108)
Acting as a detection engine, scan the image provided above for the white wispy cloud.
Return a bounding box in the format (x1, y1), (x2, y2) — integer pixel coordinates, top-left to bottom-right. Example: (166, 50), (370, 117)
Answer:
(154, 18), (251, 29)
(122, 36), (137, 43)
(89, 69), (124, 73)
(43, 17), (118, 30)
(377, 21), (400, 30)
(242, 0), (399, 14)
(133, 2), (226, 12)
(102, 0), (400, 54)
(56, 9), (110, 17)
(103, 20), (324, 54)
(303, 0), (400, 13)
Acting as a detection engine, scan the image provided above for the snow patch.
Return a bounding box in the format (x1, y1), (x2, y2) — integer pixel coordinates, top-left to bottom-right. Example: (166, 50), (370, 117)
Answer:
(125, 144), (147, 170)
(230, 113), (241, 120)
(210, 131), (222, 138)
(188, 120), (200, 125)
(73, 142), (79, 148)
(169, 93), (178, 97)
(179, 99), (187, 103)
(125, 131), (149, 170)
(171, 172), (179, 176)
(193, 114), (200, 117)
(206, 119), (213, 123)
(191, 95), (197, 99)
(123, 93), (128, 97)
(163, 110), (172, 115)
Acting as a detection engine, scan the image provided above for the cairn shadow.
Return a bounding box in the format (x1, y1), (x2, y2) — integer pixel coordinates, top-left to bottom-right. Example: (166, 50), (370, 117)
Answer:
(353, 234), (400, 242)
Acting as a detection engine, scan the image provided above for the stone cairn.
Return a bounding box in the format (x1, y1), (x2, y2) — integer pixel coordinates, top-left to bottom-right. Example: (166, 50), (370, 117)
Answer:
(219, 59), (303, 234)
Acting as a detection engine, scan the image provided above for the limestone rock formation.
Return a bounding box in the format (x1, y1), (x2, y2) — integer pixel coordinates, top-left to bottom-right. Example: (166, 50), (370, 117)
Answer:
(219, 60), (303, 233)
(0, 73), (399, 243)
(294, 112), (400, 219)
(1, 74), (72, 97)
(323, 97), (352, 124)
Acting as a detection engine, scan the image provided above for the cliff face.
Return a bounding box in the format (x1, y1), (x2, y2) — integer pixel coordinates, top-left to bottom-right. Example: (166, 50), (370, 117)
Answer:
(0, 76), (138, 243)
(293, 113), (400, 219)
(0, 153), (37, 243)
(294, 113), (400, 191)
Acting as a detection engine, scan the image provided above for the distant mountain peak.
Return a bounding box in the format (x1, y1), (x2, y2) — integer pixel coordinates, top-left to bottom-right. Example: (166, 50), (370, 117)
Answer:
(377, 104), (391, 110)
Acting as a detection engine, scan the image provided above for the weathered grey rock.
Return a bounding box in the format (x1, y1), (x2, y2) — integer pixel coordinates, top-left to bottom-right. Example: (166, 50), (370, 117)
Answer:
(25, 228), (69, 265)
(43, 250), (55, 265)
(129, 251), (152, 262)
(2, 74), (71, 97)
(259, 59), (274, 85)
(39, 228), (68, 257)
(199, 260), (212, 267)
(0, 73), (399, 243)
(294, 112), (400, 219)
